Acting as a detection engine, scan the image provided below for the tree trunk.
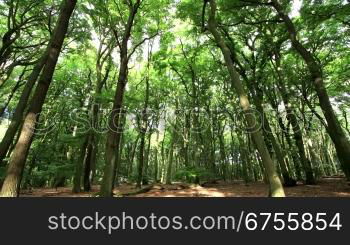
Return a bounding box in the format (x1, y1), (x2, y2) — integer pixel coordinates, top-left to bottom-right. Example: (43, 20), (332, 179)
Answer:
(218, 122), (227, 181)
(247, 73), (295, 186)
(99, 0), (142, 197)
(0, 53), (48, 164)
(276, 76), (315, 184)
(72, 136), (88, 193)
(237, 133), (250, 183)
(165, 135), (175, 185)
(206, 0), (285, 196)
(128, 135), (140, 178)
(0, 0), (77, 197)
(267, 93), (303, 180)
(0, 72), (25, 117)
(154, 147), (159, 183)
(83, 46), (111, 192)
(136, 76), (150, 188)
(272, 0), (350, 180)
(256, 103), (295, 186)
(83, 135), (93, 191)
(142, 132), (152, 185)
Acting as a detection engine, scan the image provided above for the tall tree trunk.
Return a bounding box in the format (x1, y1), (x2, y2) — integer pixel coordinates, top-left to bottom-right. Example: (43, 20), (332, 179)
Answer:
(255, 101), (295, 186)
(237, 133), (250, 183)
(72, 136), (89, 193)
(136, 124), (146, 188)
(128, 135), (140, 178)
(83, 135), (93, 191)
(263, 117), (295, 186)
(183, 112), (190, 167)
(114, 116), (125, 187)
(246, 72), (295, 186)
(0, 0), (77, 197)
(276, 75), (315, 184)
(272, 0), (350, 180)
(218, 122), (227, 181)
(72, 97), (92, 193)
(271, 97), (303, 180)
(205, 0), (285, 196)
(160, 120), (167, 183)
(165, 131), (175, 185)
(136, 76), (150, 188)
(83, 46), (111, 192)
(142, 132), (152, 185)
(154, 147), (159, 183)
(153, 121), (161, 183)
(100, 0), (141, 196)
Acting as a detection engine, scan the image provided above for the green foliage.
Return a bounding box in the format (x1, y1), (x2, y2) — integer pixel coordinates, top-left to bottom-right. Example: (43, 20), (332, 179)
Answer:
(175, 166), (216, 184)
(1, 0), (350, 193)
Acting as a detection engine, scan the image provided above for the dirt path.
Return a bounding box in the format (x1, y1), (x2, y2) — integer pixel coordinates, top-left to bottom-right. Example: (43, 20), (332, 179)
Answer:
(19, 177), (350, 197)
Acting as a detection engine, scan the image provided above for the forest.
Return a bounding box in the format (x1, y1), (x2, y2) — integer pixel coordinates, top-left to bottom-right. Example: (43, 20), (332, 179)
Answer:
(0, 0), (349, 198)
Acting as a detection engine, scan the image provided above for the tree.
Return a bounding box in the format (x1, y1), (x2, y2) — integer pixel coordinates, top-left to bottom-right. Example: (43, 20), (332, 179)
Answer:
(270, 0), (350, 179)
(0, 0), (77, 197)
(203, 0), (285, 197)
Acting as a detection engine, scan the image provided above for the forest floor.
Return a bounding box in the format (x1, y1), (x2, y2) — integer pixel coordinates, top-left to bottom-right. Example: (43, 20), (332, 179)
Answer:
(20, 176), (350, 197)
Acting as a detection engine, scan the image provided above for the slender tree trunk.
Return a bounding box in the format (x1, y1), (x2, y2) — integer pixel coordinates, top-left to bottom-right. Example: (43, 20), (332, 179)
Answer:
(128, 135), (140, 178)
(72, 135), (89, 193)
(276, 77), (315, 184)
(99, 59), (125, 196)
(114, 119), (125, 187)
(99, 0), (141, 197)
(154, 147), (158, 182)
(160, 121), (167, 183)
(0, 72), (25, 117)
(113, 108), (126, 187)
(165, 133), (175, 185)
(153, 122), (160, 183)
(136, 76), (150, 188)
(237, 133), (250, 183)
(83, 136), (93, 191)
(247, 76), (295, 186)
(267, 92), (302, 180)
(83, 47), (111, 192)
(261, 110), (295, 186)
(136, 127), (146, 188)
(218, 122), (227, 181)
(143, 132), (152, 185)
(183, 112), (190, 167)
(72, 97), (92, 193)
(206, 0), (285, 196)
